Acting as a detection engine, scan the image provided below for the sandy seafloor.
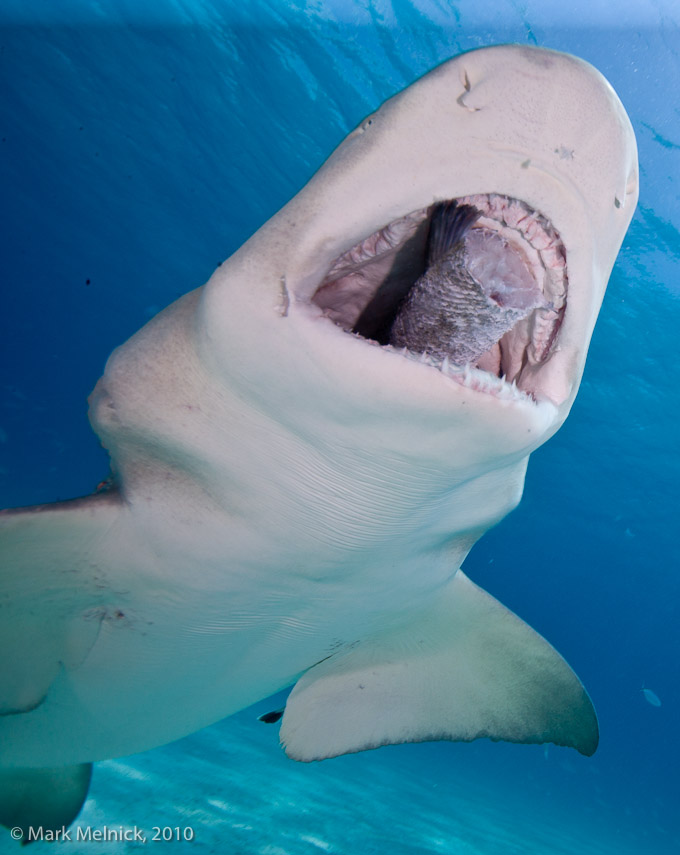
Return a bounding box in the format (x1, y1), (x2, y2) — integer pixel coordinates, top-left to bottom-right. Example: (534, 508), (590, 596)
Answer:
(21, 705), (665, 854)
(1, 0), (680, 853)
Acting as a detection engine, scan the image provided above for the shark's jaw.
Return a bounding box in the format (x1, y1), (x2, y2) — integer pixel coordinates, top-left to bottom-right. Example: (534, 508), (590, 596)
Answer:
(190, 42), (639, 514)
(226, 43), (639, 426)
(311, 192), (567, 404)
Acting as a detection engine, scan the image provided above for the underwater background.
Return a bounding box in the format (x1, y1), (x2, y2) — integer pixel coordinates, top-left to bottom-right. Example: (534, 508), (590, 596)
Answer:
(1, 0), (679, 852)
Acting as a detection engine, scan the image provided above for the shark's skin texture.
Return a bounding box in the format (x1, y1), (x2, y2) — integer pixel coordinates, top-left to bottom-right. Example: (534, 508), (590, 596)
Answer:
(0, 45), (638, 833)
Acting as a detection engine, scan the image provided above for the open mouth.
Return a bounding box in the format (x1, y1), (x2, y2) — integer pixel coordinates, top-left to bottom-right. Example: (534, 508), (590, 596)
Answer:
(311, 193), (567, 401)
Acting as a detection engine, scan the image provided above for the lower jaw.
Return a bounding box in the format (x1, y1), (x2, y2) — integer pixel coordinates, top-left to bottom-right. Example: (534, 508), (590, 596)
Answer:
(381, 341), (533, 402)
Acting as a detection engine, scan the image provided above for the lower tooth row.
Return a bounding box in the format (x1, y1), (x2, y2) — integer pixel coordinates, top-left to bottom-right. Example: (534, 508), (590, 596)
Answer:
(386, 345), (528, 400)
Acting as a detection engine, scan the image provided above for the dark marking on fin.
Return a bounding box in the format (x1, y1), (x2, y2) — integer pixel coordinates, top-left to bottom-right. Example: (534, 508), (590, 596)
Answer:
(427, 201), (480, 265)
(258, 709), (285, 724)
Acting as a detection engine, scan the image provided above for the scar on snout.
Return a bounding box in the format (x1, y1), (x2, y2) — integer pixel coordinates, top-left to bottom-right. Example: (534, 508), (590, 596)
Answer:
(279, 276), (290, 317)
(457, 70), (480, 112)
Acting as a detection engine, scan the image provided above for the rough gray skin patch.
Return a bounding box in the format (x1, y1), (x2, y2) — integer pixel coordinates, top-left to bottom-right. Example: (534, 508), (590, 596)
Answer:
(389, 236), (535, 366)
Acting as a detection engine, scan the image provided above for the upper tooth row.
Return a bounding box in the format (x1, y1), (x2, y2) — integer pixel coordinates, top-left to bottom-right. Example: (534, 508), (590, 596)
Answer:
(459, 193), (567, 308)
(459, 194), (563, 255)
(325, 208), (428, 280)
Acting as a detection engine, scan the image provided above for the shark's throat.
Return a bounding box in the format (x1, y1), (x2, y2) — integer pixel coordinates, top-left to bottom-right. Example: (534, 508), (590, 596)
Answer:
(312, 194), (568, 399)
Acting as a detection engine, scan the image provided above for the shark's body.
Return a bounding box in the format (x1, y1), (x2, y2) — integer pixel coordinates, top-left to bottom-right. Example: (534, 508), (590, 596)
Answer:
(0, 45), (637, 833)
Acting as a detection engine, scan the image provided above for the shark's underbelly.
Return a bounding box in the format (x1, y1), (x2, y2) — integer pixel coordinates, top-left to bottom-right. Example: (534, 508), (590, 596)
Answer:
(1, 524), (473, 766)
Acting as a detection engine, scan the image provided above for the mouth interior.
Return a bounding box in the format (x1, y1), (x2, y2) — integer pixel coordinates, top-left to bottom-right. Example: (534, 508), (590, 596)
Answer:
(311, 193), (567, 400)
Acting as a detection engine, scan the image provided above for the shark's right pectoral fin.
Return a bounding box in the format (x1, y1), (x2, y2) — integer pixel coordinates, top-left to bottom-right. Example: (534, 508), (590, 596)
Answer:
(280, 570), (598, 761)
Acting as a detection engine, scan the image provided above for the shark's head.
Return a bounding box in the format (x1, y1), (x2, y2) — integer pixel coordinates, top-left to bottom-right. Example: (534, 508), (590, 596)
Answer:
(200, 46), (636, 496)
(91, 45), (637, 569)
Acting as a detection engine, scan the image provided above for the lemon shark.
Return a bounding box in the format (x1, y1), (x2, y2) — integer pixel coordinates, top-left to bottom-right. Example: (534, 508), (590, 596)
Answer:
(0, 44), (637, 834)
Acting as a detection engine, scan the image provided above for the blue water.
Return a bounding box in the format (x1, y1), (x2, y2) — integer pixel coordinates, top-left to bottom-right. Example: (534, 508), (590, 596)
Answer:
(1, 1), (679, 852)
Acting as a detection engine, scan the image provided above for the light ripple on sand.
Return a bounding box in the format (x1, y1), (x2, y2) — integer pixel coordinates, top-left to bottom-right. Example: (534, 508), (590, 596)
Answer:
(22, 712), (659, 855)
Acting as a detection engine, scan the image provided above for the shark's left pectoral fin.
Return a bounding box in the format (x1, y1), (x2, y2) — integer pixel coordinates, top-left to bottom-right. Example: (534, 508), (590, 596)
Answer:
(0, 493), (123, 716)
(280, 571), (598, 761)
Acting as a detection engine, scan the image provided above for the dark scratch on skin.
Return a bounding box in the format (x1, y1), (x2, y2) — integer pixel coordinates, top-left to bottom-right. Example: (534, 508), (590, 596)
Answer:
(457, 70), (481, 112)
(95, 476), (115, 493)
(82, 605), (134, 629)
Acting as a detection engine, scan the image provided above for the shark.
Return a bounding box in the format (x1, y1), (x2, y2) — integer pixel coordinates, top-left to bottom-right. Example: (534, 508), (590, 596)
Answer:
(0, 44), (637, 835)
